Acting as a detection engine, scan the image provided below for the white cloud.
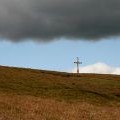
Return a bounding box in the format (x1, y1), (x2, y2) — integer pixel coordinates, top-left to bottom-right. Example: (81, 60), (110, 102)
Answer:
(72, 63), (120, 75)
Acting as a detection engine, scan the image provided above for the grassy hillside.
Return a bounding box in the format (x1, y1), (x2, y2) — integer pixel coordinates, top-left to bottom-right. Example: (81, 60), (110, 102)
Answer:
(0, 65), (120, 104)
(0, 65), (120, 120)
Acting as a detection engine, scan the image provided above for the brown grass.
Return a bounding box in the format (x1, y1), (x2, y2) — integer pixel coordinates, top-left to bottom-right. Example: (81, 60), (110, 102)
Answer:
(0, 93), (120, 120)
(0, 66), (120, 119)
(0, 66), (120, 104)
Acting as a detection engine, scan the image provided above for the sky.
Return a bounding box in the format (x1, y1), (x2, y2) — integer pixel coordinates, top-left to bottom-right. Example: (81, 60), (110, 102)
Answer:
(0, 0), (120, 75)
(0, 38), (120, 74)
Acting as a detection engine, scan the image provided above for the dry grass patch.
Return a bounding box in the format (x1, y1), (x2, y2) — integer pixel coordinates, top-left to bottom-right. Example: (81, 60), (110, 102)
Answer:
(0, 93), (120, 120)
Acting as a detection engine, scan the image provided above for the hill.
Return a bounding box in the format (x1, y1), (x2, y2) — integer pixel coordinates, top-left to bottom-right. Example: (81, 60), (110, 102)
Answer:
(0, 65), (120, 104)
(0, 65), (120, 120)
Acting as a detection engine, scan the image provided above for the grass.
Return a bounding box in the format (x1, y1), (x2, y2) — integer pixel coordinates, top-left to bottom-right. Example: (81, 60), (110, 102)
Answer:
(0, 93), (120, 120)
(0, 65), (120, 119)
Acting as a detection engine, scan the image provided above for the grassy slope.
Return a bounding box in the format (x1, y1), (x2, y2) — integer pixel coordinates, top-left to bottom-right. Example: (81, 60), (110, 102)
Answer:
(1, 94), (120, 120)
(0, 65), (120, 105)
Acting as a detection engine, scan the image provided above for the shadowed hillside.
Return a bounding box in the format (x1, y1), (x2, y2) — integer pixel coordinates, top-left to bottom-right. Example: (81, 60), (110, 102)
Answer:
(0, 66), (120, 120)
(0, 65), (120, 104)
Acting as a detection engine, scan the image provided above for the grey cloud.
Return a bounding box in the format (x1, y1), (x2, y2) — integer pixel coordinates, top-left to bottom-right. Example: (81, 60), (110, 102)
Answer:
(0, 0), (120, 41)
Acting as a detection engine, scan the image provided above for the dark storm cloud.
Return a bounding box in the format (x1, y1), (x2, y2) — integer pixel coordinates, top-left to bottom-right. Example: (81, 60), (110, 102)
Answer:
(0, 0), (120, 41)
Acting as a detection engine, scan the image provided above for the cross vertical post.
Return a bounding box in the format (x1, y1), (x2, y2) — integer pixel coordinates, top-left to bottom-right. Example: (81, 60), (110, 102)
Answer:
(74, 57), (82, 73)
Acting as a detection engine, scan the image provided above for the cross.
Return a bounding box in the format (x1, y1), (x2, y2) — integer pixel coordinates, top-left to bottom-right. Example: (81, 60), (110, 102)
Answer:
(74, 57), (82, 73)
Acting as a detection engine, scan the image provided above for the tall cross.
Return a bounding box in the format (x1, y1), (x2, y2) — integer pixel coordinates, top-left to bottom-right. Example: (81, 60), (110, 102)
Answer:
(74, 57), (82, 73)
